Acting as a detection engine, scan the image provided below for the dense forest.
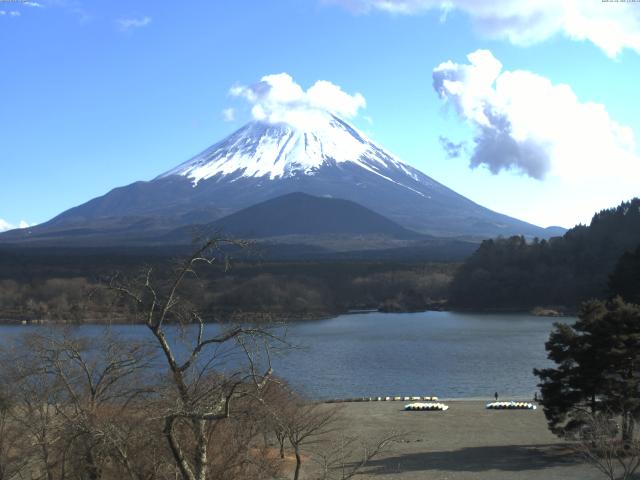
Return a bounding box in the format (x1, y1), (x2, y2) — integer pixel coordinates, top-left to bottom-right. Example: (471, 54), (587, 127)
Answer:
(0, 248), (456, 323)
(450, 198), (640, 311)
(5, 198), (639, 321)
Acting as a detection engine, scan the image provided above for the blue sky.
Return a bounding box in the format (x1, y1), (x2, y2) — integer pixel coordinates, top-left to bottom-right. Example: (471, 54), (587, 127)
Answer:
(1, 0), (639, 230)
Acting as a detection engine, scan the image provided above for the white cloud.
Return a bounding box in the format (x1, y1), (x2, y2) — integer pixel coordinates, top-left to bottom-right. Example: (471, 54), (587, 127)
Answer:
(9, 10), (21, 17)
(433, 49), (637, 181)
(229, 73), (367, 128)
(0, 219), (29, 232)
(221, 107), (236, 122)
(325, 0), (640, 57)
(23, 2), (43, 7)
(0, 219), (12, 232)
(117, 16), (151, 31)
(439, 1), (453, 23)
(433, 49), (640, 226)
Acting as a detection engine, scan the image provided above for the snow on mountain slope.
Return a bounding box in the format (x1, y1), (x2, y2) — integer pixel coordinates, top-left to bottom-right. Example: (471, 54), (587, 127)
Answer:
(158, 112), (429, 196)
(2, 110), (561, 245)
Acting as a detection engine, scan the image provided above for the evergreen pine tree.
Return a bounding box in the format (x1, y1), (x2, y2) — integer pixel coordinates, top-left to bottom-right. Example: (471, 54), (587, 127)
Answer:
(535, 298), (640, 441)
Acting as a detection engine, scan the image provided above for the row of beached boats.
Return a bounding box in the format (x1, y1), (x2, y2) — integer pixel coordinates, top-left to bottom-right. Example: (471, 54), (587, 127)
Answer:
(323, 396), (537, 411)
(325, 396), (439, 403)
(403, 400), (537, 412)
(404, 402), (450, 411)
(485, 401), (537, 410)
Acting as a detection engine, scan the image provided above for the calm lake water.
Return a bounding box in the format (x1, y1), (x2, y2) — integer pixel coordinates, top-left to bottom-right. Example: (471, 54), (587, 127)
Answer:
(0, 311), (572, 400)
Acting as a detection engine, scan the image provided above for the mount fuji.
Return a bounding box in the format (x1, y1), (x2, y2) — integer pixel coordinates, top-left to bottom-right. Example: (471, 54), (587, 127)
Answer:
(1, 111), (561, 247)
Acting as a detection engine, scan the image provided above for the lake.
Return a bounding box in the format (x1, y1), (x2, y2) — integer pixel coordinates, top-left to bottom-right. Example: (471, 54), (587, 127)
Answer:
(0, 311), (571, 400)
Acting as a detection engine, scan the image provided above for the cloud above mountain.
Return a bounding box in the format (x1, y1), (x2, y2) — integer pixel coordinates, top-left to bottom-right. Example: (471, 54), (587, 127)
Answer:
(221, 107), (236, 122)
(326, 0), (640, 57)
(0, 219), (29, 232)
(230, 73), (366, 128)
(433, 49), (637, 181)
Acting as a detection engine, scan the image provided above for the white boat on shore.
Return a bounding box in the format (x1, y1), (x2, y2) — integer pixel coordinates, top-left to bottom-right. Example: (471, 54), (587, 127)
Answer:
(486, 401), (536, 410)
(404, 402), (449, 411)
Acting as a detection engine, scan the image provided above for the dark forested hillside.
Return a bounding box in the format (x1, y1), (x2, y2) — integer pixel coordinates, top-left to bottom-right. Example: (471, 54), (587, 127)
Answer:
(0, 245), (457, 323)
(609, 244), (640, 305)
(450, 198), (640, 310)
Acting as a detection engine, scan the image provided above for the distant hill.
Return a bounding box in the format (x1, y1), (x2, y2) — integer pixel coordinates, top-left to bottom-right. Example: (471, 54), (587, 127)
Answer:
(450, 198), (640, 310)
(543, 226), (567, 237)
(159, 192), (477, 261)
(167, 192), (422, 240)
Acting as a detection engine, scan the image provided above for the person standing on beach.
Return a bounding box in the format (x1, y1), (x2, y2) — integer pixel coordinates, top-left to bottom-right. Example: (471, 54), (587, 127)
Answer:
(494, 391), (499, 401)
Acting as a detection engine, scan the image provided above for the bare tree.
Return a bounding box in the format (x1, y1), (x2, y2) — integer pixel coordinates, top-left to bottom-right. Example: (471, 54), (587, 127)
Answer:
(259, 378), (295, 460)
(0, 237), (396, 480)
(572, 411), (640, 480)
(111, 238), (281, 480)
(0, 387), (29, 480)
(284, 402), (338, 480)
(311, 432), (402, 480)
(259, 379), (403, 480)
(1, 329), (159, 480)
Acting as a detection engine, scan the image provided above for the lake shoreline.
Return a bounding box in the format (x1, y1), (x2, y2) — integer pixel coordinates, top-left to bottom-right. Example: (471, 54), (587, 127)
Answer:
(322, 397), (538, 403)
(0, 304), (573, 325)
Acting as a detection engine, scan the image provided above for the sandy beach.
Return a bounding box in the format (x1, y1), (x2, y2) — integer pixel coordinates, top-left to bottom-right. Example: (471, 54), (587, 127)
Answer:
(312, 400), (603, 480)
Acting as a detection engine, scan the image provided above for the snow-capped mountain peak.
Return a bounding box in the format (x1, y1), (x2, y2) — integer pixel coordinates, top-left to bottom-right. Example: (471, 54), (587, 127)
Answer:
(158, 111), (422, 188)
(5, 110), (555, 243)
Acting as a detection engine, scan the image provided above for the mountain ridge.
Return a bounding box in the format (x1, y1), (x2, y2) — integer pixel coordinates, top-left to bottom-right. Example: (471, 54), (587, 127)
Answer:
(0, 112), (564, 246)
